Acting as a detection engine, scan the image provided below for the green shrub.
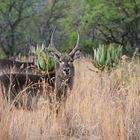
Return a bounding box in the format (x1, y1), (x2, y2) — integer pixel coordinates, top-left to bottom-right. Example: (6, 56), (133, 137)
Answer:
(0, 50), (6, 59)
(34, 44), (55, 73)
(93, 44), (122, 70)
(36, 52), (55, 72)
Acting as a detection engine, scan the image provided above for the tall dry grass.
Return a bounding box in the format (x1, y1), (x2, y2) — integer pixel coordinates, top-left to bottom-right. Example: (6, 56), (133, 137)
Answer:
(0, 57), (140, 140)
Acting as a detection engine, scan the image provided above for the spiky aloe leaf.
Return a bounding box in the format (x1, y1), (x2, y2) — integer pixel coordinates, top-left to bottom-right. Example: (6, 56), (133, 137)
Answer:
(46, 56), (55, 71)
(94, 49), (97, 60)
(106, 49), (111, 66)
(99, 45), (107, 65)
(36, 58), (46, 70)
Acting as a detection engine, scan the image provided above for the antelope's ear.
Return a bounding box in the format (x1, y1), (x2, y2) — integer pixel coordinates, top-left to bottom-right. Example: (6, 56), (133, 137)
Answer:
(70, 49), (81, 60)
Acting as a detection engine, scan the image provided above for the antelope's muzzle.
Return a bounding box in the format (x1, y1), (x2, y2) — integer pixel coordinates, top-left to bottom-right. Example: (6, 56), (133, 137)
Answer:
(63, 67), (70, 75)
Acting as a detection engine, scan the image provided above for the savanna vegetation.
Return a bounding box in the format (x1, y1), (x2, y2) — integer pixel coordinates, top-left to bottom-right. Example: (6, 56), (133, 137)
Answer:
(0, 0), (140, 57)
(0, 0), (140, 140)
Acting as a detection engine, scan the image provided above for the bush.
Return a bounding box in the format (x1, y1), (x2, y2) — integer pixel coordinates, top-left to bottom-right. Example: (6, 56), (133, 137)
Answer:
(93, 44), (122, 70)
(32, 44), (55, 73)
(0, 50), (6, 59)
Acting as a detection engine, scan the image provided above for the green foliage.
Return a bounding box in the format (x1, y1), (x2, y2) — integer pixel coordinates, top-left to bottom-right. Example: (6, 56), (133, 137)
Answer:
(0, 50), (6, 59)
(82, 0), (140, 53)
(0, 0), (42, 56)
(35, 44), (55, 73)
(36, 54), (55, 72)
(1, 0), (140, 57)
(93, 44), (122, 70)
(42, 0), (85, 53)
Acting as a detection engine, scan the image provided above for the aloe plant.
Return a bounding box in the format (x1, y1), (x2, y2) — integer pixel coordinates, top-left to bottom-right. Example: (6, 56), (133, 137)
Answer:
(93, 44), (122, 70)
(36, 51), (55, 72)
(31, 44), (55, 73)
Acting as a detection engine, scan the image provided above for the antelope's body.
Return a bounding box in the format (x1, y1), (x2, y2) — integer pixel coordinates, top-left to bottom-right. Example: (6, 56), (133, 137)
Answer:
(0, 28), (80, 109)
(0, 59), (36, 75)
(0, 73), (55, 108)
(48, 28), (80, 102)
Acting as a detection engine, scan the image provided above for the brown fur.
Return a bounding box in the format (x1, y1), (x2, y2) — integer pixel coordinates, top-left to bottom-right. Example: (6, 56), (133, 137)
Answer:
(49, 29), (80, 103)
(0, 72), (55, 109)
(0, 59), (36, 75)
(54, 58), (75, 102)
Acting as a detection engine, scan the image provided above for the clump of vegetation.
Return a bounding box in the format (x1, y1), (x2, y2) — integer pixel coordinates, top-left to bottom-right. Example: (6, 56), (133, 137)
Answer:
(36, 52), (55, 72)
(93, 44), (122, 70)
(32, 44), (55, 73)
(0, 50), (6, 59)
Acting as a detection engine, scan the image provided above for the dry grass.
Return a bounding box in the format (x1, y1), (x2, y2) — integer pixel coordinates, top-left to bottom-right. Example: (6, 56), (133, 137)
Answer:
(0, 57), (140, 140)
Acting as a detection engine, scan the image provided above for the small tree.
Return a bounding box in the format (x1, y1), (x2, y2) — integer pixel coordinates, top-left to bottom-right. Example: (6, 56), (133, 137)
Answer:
(0, 0), (42, 57)
(82, 0), (140, 55)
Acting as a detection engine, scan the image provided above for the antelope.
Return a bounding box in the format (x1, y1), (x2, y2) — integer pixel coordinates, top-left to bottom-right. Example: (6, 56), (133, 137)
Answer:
(0, 30), (80, 109)
(47, 29), (80, 102)
(0, 72), (55, 109)
(0, 59), (36, 75)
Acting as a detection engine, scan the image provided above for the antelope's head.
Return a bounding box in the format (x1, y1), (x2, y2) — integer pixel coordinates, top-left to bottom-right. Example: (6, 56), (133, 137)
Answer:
(48, 29), (80, 77)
